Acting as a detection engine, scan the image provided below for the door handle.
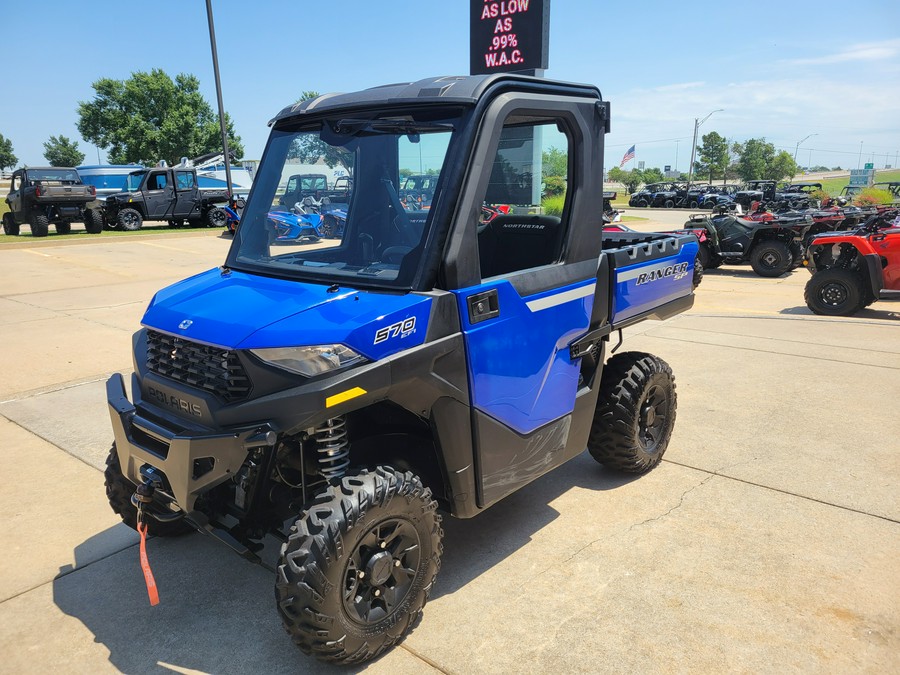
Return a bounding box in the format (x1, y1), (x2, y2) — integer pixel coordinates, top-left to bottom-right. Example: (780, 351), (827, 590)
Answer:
(467, 289), (500, 324)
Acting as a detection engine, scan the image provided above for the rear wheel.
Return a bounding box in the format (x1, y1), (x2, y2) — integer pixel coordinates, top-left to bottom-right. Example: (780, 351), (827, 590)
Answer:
(689, 200), (699, 209)
(3, 212), (20, 235)
(636, 199), (649, 208)
(804, 268), (864, 316)
(276, 466), (442, 664)
(664, 199), (675, 209)
(84, 208), (104, 234)
(117, 208), (143, 231)
(750, 240), (791, 277)
(104, 444), (192, 536)
(29, 212), (49, 237)
(588, 352), (676, 473)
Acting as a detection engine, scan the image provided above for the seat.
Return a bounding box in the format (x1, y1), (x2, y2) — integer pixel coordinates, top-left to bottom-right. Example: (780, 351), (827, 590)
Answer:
(478, 214), (563, 279)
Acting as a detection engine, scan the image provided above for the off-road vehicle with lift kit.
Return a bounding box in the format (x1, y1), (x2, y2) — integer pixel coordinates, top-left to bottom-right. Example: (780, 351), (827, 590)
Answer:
(3, 167), (104, 236)
(804, 209), (900, 315)
(104, 74), (698, 664)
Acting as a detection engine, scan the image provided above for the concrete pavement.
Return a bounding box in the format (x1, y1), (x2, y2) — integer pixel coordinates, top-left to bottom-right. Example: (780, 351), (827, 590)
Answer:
(0, 228), (897, 673)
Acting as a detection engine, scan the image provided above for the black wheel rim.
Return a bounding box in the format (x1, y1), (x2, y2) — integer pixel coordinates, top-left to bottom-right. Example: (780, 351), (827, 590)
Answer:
(342, 517), (421, 625)
(122, 213), (137, 228)
(638, 384), (668, 452)
(819, 280), (849, 308)
(211, 211), (225, 227)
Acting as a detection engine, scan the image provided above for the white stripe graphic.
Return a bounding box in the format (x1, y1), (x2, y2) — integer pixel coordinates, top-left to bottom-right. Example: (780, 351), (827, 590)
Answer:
(525, 283), (596, 312)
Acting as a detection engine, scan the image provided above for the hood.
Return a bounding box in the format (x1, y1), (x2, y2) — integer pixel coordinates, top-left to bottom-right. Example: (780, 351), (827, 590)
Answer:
(141, 268), (433, 360)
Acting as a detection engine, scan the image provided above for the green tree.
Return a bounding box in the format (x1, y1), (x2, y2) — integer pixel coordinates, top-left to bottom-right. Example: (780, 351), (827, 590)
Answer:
(42, 135), (85, 167)
(694, 131), (729, 183)
(733, 139), (773, 181)
(767, 150), (798, 181)
(640, 167), (665, 184)
(77, 69), (243, 165)
(542, 146), (568, 178)
(0, 133), (17, 170)
(286, 90), (354, 175)
(607, 166), (641, 193)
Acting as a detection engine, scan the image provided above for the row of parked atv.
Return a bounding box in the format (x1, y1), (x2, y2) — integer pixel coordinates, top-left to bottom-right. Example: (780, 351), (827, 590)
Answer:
(628, 180), (824, 211)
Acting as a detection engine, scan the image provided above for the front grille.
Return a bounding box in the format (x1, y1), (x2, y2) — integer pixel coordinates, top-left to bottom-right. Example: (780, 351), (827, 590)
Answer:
(146, 330), (251, 402)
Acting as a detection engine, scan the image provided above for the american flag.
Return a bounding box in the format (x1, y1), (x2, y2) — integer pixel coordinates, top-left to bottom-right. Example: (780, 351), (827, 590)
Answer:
(620, 145), (635, 167)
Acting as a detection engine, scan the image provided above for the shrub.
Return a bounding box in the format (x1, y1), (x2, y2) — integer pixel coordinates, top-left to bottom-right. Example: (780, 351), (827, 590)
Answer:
(543, 175), (566, 197)
(853, 188), (894, 207)
(541, 194), (566, 216)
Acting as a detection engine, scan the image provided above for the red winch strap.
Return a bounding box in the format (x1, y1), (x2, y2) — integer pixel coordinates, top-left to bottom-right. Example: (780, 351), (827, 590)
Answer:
(137, 521), (160, 606)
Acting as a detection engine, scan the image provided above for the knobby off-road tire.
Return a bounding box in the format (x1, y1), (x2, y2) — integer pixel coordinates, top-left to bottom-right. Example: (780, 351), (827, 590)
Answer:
(692, 254), (704, 289)
(29, 212), (49, 237)
(276, 466), (443, 665)
(84, 208), (104, 234)
(206, 207), (227, 228)
(804, 268), (864, 316)
(750, 240), (791, 277)
(104, 444), (192, 536)
(55, 221), (72, 235)
(588, 352), (677, 473)
(116, 208), (143, 231)
(2, 212), (20, 235)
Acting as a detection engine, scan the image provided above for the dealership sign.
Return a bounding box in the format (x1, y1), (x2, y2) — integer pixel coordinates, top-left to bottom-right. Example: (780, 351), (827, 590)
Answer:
(470, 0), (550, 75)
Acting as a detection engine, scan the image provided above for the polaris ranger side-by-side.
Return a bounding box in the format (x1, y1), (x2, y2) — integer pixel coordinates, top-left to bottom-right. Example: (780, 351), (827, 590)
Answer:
(104, 74), (697, 665)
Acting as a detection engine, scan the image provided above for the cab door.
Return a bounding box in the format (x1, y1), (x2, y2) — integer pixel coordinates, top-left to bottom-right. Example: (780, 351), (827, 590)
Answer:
(174, 170), (198, 217)
(445, 95), (606, 507)
(143, 170), (175, 218)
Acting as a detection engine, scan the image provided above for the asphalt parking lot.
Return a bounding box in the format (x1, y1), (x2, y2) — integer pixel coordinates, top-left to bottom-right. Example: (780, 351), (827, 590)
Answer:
(0, 222), (897, 674)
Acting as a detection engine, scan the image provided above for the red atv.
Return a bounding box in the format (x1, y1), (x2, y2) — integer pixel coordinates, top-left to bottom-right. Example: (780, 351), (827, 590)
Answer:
(804, 210), (900, 315)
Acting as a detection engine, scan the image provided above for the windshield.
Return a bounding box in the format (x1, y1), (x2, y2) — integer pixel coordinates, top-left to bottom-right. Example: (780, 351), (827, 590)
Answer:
(28, 168), (81, 182)
(228, 112), (457, 289)
(126, 171), (146, 191)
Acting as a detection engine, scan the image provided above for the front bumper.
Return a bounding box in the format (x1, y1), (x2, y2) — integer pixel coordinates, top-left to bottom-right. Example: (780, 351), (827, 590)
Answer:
(107, 373), (274, 514)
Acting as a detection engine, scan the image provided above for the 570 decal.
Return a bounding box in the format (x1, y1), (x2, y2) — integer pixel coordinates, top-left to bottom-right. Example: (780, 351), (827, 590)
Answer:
(374, 317), (417, 344)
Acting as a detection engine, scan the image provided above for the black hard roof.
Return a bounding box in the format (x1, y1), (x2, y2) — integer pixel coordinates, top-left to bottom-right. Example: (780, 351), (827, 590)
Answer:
(270, 74), (603, 125)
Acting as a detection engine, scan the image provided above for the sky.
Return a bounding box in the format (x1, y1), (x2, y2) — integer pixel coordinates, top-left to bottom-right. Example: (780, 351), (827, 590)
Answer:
(2, 0), (899, 174)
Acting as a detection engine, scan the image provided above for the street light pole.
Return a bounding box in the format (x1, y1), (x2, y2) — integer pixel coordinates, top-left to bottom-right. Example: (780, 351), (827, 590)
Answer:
(793, 133), (817, 163)
(205, 0), (233, 202)
(687, 108), (723, 186)
(858, 141), (863, 170)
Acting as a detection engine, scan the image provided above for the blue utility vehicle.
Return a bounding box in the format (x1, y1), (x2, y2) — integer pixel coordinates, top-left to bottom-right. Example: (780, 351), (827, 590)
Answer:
(104, 74), (697, 664)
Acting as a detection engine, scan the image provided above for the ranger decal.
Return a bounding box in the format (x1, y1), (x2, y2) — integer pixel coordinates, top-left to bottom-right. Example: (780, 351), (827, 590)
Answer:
(635, 262), (689, 285)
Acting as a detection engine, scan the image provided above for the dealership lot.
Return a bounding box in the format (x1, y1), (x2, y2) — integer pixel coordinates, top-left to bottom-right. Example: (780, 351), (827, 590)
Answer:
(0, 225), (897, 673)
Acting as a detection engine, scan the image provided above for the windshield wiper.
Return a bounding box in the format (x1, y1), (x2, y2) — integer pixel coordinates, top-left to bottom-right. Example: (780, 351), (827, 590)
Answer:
(332, 119), (454, 136)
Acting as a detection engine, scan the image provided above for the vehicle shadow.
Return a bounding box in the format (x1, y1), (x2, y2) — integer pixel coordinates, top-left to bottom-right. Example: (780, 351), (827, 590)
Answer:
(780, 305), (900, 321)
(701, 266), (773, 280)
(434, 452), (639, 599)
(52, 453), (634, 673)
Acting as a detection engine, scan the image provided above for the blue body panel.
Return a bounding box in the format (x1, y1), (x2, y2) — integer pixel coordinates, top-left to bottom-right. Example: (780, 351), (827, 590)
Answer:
(142, 269), (432, 361)
(611, 240), (697, 324)
(454, 278), (594, 435)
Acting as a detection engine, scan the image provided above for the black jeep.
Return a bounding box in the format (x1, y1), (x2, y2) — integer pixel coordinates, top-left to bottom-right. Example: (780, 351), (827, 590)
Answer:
(104, 165), (230, 230)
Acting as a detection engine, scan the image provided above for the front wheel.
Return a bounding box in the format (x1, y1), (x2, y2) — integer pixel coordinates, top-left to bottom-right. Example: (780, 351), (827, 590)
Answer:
(206, 207), (227, 228)
(664, 199), (675, 209)
(692, 254), (703, 288)
(588, 352), (677, 473)
(117, 208), (143, 231)
(804, 268), (864, 316)
(750, 240), (791, 277)
(276, 466), (443, 664)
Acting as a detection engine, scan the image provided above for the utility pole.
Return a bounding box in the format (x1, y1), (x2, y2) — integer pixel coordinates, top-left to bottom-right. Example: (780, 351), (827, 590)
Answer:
(687, 109), (723, 186)
(858, 141), (863, 170)
(205, 0), (233, 202)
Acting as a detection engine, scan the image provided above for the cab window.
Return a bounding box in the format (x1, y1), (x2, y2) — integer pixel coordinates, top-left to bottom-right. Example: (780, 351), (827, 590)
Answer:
(476, 117), (572, 279)
(175, 171), (194, 190)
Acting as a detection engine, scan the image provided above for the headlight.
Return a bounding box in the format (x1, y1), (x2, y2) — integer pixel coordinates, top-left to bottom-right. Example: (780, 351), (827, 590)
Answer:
(250, 344), (366, 377)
